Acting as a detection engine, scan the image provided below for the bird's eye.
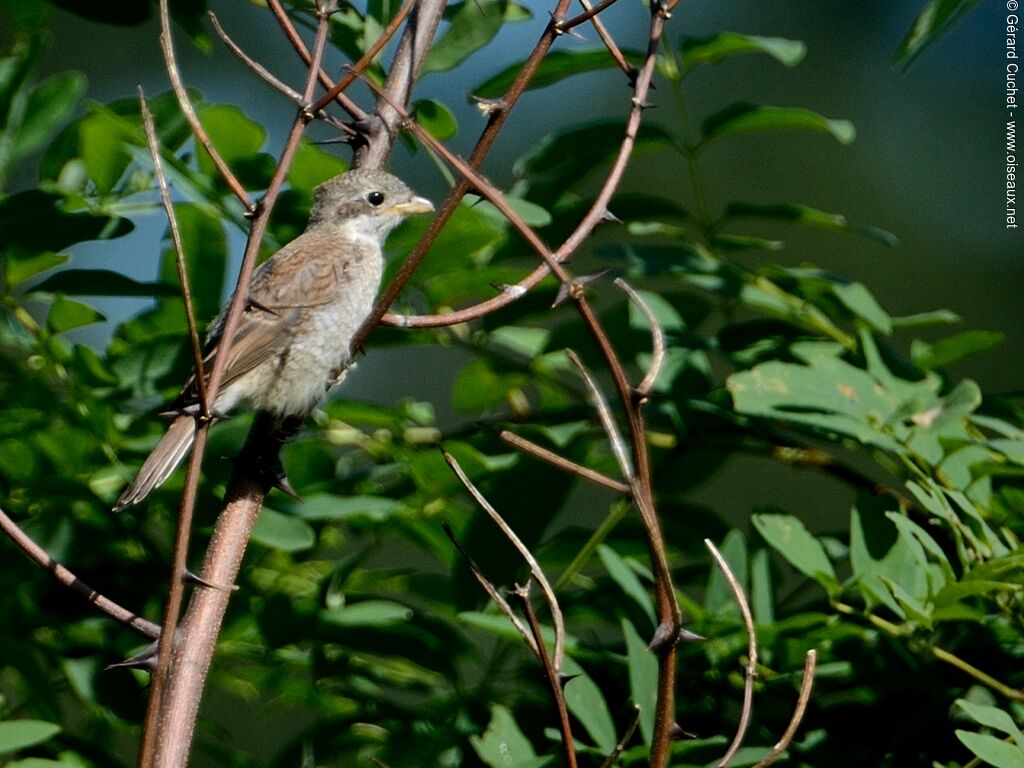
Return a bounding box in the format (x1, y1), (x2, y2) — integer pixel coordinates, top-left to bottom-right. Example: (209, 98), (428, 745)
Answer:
(366, 191), (385, 206)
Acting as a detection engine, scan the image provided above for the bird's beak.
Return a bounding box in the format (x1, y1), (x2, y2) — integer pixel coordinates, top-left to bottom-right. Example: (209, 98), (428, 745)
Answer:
(391, 196), (434, 215)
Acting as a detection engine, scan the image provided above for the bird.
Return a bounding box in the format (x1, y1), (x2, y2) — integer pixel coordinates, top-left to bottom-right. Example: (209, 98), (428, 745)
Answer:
(113, 167), (433, 511)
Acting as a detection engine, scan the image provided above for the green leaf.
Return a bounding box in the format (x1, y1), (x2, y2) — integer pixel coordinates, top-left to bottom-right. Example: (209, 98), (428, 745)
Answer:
(9, 759), (84, 768)
(0, 720), (61, 754)
(47, 295), (104, 333)
(251, 507), (316, 553)
(890, 309), (961, 328)
(623, 617), (657, 745)
(562, 657), (617, 753)
(518, 122), (677, 187)
(701, 103), (855, 146)
(832, 282), (892, 334)
(414, 98), (457, 140)
(196, 103), (270, 185)
(849, 494), (937, 617)
(680, 32), (806, 69)
(291, 495), (410, 523)
(894, 0), (981, 70)
(423, 0), (529, 74)
(469, 704), (546, 768)
(750, 548), (774, 625)
(13, 71), (87, 159)
(598, 544), (656, 628)
(451, 357), (529, 412)
(752, 513), (837, 589)
(32, 269), (177, 297)
(724, 201), (898, 246)
(956, 699), (1024, 745)
(0, 190), (133, 254)
(159, 203), (227, 321)
(321, 600), (413, 627)
(727, 357), (913, 453)
(955, 731), (1024, 768)
(473, 48), (637, 99)
(287, 139), (349, 193)
(4, 249), (68, 286)
(911, 330), (1004, 370)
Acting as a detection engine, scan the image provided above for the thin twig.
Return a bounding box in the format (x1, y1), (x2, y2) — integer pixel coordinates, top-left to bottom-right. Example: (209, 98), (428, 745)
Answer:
(599, 705), (642, 768)
(614, 278), (665, 397)
(565, 349), (634, 482)
(209, 11), (353, 136)
(310, 0), (418, 115)
(0, 507), (161, 640)
(753, 650), (817, 768)
(573, 0), (634, 77)
(443, 451), (566, 672)
(512, 583), (578, 768)
(157, 0), (252, 211)
(705, 538), (758, 768)
(209, 12), (303, 103)
(139, 88), (209, 417)
(558, 0), (622, 32)
(498, 429), (631, 494)
(266, 0), (368, 121)
(440, 521), (539, 658)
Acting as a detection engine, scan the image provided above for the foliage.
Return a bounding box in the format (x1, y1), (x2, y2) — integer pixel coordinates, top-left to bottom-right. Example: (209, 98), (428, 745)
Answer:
(0, 2), (1021, 768)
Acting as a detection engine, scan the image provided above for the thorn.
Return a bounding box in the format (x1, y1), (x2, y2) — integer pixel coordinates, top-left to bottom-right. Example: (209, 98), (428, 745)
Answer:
(492, 282), (527, 299)
(600, 208), (622, 224)
(552, 270), (610, 308)
(679, 627), (705, 642)
(272, 472), (302, 501)
(183, 568), (238, 592)
(668, 722), (694, 740)
(558, 672), (579, 689)
(469, 95), (507, 117)
(105, 641), (160, 673)
(631, 97), (656, 110)
(243, 201), (261, 220)
(648, 620), (680, 652)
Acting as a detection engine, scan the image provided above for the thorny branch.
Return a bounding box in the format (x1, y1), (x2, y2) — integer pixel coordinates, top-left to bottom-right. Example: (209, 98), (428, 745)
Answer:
(706, 538), (758, 768)
(0, 507), (161, 640)
(0, 0), (701, 764)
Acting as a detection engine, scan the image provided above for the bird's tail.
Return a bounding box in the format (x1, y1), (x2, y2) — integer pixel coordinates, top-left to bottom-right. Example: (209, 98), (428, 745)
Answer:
(114, 416), (196, 511)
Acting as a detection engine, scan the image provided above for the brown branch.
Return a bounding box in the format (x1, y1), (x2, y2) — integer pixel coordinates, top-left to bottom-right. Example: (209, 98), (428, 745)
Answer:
(266, 0), (368, 121)
(141, 2), (340, 766)
(512, 582), (578, 768)
(441, 521), (540, 657)
(359, 0), (582, 337)
(0, 507), (161, 640)
(498, 429), (631, 494)
(564, 348), (634, 482)
(573, 0), (634, 77)
(310, 0), (418, 115)
(158, 0), (253, 212)
(558, 0), (622, 33)
(615, 278), (666, 397)
(443, 451), (566, 671)
(705, 538), (758, 768)
(753, 650), (817, 768)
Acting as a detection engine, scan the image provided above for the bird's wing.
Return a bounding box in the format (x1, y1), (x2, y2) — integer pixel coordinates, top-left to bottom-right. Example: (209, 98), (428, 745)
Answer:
(173, 235), (343, 409)
(248, 235), (344, 310)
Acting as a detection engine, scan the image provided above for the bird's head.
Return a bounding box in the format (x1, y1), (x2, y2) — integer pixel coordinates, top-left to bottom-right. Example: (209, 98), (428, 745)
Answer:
(309, 168), (433, 240)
